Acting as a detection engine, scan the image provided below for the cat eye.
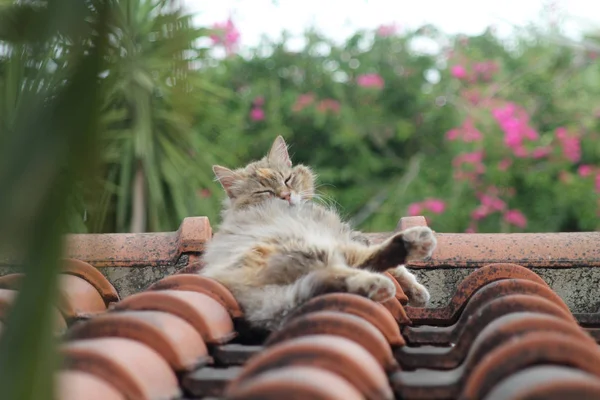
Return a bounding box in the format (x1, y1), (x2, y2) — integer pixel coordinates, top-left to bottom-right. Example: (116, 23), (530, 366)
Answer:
(254, 190), (275, 196)
(284, 175), (292, 186)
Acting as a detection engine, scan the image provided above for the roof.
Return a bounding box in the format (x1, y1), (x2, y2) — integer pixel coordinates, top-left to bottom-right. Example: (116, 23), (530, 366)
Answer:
(1, 216), (600, 399)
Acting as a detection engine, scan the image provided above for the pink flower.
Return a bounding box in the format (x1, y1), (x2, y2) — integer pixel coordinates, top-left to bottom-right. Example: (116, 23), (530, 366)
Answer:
(292, 93), (315, 112)
(479, 194), (506, 211)
(423, 199), (446, 214)
(376, 23), (398, 37)
(578, 165), (593, 177)
(210, 18), (240, 55)
(250, 108), (265, 121)
(498, 158), (512, 171)
(317, 99), (341, 114)
(407, 202), (422, 216)
(492, 103), (539, 157)
(197, 188), (211, 198)
(445, 129), (460, 141)
(503, 209), (527, 229)
(356, 73), (385, 89)
(531, 146), (552, 159)
(471, 205), (489, 220)
(555, 127), (581, 163)
(445, 119), (483, 142)
(450, 65), (467, 79)
(253, 96), (265, 107)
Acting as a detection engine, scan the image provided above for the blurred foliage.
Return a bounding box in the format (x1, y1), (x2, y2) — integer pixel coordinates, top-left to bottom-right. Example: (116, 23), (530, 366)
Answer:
(1, 1), (598, 244)
(0, 1), (111, 399)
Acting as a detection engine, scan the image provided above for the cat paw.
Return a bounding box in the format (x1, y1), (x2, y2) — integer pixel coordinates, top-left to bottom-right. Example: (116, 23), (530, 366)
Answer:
(388, 265), (430, 307)
(346, 273), (396, 302)
(402, 226), (437, 261)
(405, 281), (430, 307)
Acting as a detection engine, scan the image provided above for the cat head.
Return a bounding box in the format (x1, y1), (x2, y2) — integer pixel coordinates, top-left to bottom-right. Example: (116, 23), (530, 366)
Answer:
(212, 136), (316, 210)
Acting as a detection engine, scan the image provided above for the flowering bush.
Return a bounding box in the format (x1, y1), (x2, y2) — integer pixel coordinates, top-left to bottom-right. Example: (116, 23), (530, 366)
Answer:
(198, 19), (599, 233)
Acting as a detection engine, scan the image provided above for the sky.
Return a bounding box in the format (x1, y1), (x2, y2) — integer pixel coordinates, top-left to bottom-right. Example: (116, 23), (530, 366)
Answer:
(183, 0), (600, 51)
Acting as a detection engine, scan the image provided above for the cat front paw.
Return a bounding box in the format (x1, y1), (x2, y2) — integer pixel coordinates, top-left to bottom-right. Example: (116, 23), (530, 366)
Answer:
(402, 226), (437, 261)
(346, 273), (396, 302)
(388, 265), (431, 307)
(405, 281), (430, 307)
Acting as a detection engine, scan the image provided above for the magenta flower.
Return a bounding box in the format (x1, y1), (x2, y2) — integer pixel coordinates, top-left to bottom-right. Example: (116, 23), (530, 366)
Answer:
(450, 65), (467, 79)
(317, 99), (341, 114)
(498, 158), (512, 171)
(471, 205), (489, 220)
(210, 18), (240, 55)
(356, 73), (385, 89)
(250, 108), (265, 121)
(253, 96), (265, 107)
(578, 165), (593, 177)
(292, 93), (316, 112)
(503, 209), (527, 229)
(376, 23), (398, 37)
(445, 119), (482, 142)
(479, 194), (506, 211)
(423, 199), (446, 214)
(555, 127), (581, 163)
(407, 202), (423, 216)
(492, 103), (539, 157)
(531, 146), (552, 159)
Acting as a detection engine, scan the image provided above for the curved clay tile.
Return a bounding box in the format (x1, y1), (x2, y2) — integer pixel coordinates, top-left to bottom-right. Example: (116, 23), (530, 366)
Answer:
(406, 263), (548, 324)
(283, 292), (405, 345)
(62, 258), (119, 305)
(382, 271), (409, 304)
(484, 365), (600, 400)
(61, 337), (180, 400)
(227, 366), (363, 400)
(56, 371), (125, 400)
(0, 273), (106, 320)
(111, 290), (236, 344)
(146, 274), (243, 318)
(227, 334), (394, 400)
(402, 293), (574, 345)
(66, 310), (211, 371)
(461, 332), (600, 400)
(265, 310), (398, 373)
(398, 311), (594, 370)
(57, 274), (107, 320)
(0, 288), (67, 334)
(382, 297), (411, 324)
(0, 273), (24, 290)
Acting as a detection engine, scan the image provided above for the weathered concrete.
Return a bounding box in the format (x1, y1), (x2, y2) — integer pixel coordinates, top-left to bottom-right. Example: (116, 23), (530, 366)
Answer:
(410, 267), (600, 313)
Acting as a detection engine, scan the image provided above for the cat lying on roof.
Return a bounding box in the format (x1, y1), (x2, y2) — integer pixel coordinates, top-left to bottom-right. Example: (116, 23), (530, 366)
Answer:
(200, 136), (436, 331)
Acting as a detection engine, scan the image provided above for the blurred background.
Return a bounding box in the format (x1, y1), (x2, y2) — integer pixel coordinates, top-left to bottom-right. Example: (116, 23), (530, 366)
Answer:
(3, 0), (600, 238)
(0, 1), (599, 398)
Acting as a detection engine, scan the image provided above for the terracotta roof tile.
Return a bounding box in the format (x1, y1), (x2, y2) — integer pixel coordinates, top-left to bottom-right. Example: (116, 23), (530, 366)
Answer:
(1, 214), (599, 399)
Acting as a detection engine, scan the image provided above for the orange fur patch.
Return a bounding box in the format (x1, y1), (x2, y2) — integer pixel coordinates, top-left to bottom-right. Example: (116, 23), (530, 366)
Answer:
(256, 168), (274, 179)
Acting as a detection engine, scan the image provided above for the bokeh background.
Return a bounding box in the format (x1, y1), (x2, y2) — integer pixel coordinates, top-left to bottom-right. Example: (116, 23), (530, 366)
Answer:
(5, 0), (600, 237)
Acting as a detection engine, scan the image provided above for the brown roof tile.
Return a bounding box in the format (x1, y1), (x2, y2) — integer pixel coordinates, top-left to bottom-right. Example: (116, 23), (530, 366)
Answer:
(61, 337), (181, 400)
(66, 310), (211, 371)
(110, 290), (236, 344)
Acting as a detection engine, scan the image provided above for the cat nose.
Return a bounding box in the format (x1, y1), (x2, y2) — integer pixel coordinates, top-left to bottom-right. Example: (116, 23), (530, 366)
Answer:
(279, 191), (291, 202)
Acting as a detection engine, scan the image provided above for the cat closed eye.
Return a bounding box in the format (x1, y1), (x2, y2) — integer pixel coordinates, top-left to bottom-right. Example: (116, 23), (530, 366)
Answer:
(254, 190), (275, 196)
(284, 175), (292, 186)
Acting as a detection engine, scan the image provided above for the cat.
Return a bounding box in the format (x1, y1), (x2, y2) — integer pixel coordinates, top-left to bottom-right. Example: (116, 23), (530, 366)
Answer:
(199, 136), (436, 331)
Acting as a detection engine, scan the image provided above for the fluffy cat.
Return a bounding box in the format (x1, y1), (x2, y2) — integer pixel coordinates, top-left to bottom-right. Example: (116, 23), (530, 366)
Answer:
(200, 136), (436, 331)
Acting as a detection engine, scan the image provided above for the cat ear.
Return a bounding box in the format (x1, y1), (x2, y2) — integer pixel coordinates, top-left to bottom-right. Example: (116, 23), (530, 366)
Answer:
(212, 165), (238, 197)
(268, 135), (292, 167)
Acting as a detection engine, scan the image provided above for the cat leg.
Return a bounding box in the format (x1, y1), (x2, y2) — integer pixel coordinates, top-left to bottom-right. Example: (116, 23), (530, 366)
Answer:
(343, 226), (436, 307)
(344, 226), (436, 272)
(388, 265), (430, 307)
(297, 266), (397, 303)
